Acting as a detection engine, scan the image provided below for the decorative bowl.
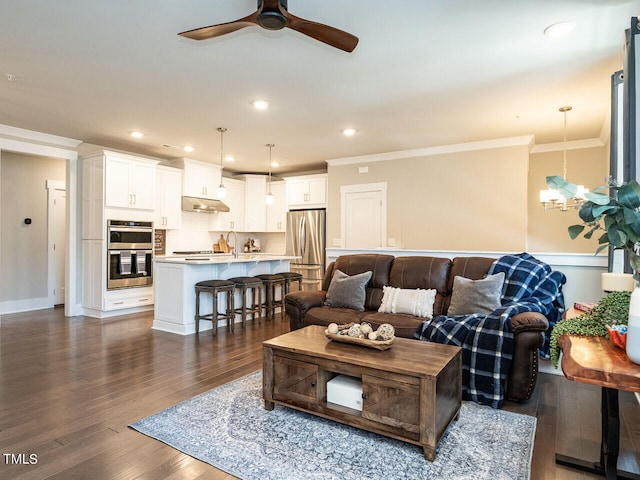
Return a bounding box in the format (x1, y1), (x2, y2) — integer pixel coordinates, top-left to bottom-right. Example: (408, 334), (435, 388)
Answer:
(606, 325), (627, 349)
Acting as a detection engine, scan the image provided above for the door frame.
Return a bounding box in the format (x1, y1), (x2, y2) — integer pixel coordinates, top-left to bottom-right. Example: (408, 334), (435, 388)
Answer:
(340, 182), (387, 248)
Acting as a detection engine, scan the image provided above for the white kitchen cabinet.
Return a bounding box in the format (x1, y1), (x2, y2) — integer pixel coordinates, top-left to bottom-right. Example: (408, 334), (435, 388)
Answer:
(243, 175), (267, 232)
(170, 157), (221, 199)
(104, 155), (156, 210)
(155, 166), (182, 229)
(80, 150), (158, 317)
(104, 287), (154, 311)
(211, 177), (245, 231)
(286, 174), (327, 209)
(266, 181), (287, 232)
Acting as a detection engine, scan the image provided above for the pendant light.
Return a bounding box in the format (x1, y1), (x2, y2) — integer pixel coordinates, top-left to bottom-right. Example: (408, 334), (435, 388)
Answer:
(216, 127), (227, 199)
(266, 143), (275, 205)
(539, 106), (588, 211)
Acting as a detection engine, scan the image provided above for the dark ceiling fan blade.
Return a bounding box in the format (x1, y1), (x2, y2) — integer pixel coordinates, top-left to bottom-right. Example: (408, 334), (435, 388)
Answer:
(178, 11), (260, 40)
(283, 10), (359, 52)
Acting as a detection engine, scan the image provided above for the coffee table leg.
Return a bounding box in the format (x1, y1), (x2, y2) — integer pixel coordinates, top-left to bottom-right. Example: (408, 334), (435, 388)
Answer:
(263, 346), (275, 411)
(423, 445), (435, 461)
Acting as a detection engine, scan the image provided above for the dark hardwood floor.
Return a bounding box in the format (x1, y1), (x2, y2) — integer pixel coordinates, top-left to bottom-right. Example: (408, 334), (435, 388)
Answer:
(0, 308), (638, 479)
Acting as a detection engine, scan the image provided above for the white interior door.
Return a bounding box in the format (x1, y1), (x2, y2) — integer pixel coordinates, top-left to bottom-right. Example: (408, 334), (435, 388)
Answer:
(341, 183), (387, 248)
(48, 181), (66, 306)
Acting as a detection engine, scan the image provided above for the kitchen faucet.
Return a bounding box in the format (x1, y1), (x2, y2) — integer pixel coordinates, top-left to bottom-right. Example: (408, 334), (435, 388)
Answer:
(226, 231), (238, 258)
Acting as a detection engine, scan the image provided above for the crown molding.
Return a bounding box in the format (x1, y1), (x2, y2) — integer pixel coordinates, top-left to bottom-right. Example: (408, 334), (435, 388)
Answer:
(326, 135), (535, 166)
(530, 137), (605, 154)
(0, 124), (82, 149)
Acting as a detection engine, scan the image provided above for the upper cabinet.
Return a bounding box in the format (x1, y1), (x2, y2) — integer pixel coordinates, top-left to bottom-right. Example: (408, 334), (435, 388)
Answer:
(243, 175), (267, 232)
(104, 154), (156, 210)
(155, 166), (182, 230)
(169, 158), (221, 199)
(82, 151), (159, 240)
(286, 174), (327, 209)
(210, 177), (245, 231)
(266, 181), (286, 232)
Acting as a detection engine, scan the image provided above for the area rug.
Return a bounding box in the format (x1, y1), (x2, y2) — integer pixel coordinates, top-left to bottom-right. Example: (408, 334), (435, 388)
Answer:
(130, 371), (536, 480)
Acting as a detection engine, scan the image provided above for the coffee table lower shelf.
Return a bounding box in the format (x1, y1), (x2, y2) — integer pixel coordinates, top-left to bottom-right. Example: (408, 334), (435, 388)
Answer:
(262, 326), (462, 461)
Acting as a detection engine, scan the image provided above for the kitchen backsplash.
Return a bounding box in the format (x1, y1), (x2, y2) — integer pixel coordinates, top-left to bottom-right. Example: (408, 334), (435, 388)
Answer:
(163, 211), (285, 255)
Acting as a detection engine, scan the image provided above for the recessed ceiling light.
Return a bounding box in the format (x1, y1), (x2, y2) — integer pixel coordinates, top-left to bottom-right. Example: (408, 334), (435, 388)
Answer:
(183, 145), (194, 153)
(130, 131), (144, 139)
(225, 155), (235, 162)
(252, 100), (270, 110)
(342, 128), (357, 137)
(271, 161), (279, 168)
(544, 22), (575, 38)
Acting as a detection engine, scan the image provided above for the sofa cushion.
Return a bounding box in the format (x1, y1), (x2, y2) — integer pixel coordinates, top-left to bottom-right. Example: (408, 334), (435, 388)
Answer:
(388, 256), (452, 316)
(330, 254), (395, 310)
(302, 306), (371, 328)
(379, 286), (436, 318)
(324, 269), (372, 311)
(361, 312), (425, 339)
(447, 272), (505, 315)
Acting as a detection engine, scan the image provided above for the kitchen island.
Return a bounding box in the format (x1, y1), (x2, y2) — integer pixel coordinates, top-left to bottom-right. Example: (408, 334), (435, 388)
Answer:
(153, 254), (297, 335)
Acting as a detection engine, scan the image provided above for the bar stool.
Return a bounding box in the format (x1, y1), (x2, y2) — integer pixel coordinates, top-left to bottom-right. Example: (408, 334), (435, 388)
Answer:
(279, 271), (304, 295)
(229, 276), (263, 327)
(194, 279), (235, 335)
(255, 273), (286, 320)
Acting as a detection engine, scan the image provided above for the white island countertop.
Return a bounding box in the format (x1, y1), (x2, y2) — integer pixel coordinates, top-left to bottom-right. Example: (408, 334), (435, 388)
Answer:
(155, 254), (298, 265)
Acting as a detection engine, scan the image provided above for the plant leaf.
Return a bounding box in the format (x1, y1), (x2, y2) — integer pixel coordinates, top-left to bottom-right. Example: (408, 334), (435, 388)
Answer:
(617, 183), (640, 209)
(568, 224), (585, 239)
(585, 191), (612, 206)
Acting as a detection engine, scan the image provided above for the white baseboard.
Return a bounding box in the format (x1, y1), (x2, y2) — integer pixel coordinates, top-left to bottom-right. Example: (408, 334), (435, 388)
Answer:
(0, 296), (50, 314)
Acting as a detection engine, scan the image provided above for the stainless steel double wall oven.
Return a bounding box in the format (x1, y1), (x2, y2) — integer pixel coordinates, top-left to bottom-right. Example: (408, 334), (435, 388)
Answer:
(107, 220), (153, 289)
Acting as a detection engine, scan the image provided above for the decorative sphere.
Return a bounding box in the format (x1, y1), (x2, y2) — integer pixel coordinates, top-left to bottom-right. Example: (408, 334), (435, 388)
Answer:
(360, 323), (373, 335)
(327, 323), (339, 334)
(377, 323), (395, 340)
(347, 324), (362, 338)
(368, 331), (378, 340)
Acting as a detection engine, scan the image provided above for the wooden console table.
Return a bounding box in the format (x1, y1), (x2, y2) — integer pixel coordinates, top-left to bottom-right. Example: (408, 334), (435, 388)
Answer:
(557, 333), (640, 479)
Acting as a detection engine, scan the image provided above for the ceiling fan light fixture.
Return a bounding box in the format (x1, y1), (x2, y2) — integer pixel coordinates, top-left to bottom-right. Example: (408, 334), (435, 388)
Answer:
(257, 11), (287, 30)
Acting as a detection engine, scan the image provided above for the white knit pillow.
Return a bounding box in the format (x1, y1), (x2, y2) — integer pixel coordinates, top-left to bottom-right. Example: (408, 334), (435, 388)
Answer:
(378, 286), (436, 318)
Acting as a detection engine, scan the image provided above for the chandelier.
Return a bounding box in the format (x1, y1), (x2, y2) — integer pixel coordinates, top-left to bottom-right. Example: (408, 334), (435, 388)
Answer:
(539, 106), (588, 210)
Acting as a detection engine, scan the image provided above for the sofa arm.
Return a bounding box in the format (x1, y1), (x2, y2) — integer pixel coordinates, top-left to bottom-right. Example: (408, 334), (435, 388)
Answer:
(285, 290), (327, 331)
(506, 312), (548, 402)
(510, 312), (549, 334)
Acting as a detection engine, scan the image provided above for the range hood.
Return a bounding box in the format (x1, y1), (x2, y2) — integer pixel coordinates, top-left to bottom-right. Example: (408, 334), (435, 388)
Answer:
(181, 196), (230, 213)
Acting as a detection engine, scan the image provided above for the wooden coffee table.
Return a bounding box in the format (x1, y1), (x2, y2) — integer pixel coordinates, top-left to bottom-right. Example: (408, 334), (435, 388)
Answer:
(262, 325), (462, 460)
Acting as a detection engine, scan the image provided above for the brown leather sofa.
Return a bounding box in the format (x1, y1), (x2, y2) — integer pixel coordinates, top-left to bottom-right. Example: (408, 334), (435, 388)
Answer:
(285, 254), (552, 402)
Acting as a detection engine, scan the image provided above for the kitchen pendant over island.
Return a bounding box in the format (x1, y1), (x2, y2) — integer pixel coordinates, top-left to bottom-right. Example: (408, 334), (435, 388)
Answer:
(153, 254), (298, 335)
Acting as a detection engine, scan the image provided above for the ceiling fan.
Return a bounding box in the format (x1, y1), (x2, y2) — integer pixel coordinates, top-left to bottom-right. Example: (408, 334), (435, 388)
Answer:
(178, 0), (359, 53)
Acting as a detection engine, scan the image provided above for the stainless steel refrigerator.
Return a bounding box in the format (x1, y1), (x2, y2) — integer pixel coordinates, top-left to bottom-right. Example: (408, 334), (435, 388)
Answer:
(285, 209), (326, 290)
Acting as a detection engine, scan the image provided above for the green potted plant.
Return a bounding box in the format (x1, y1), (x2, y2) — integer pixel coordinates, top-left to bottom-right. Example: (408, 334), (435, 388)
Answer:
(546, 175), (640, 364)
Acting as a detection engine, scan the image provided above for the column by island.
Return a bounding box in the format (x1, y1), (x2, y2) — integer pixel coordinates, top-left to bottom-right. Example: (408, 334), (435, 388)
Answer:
(153, 254), (298, 335)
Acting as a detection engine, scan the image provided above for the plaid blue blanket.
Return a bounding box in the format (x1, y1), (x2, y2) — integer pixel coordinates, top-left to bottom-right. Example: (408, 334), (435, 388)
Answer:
(414, 253), (565, 408)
